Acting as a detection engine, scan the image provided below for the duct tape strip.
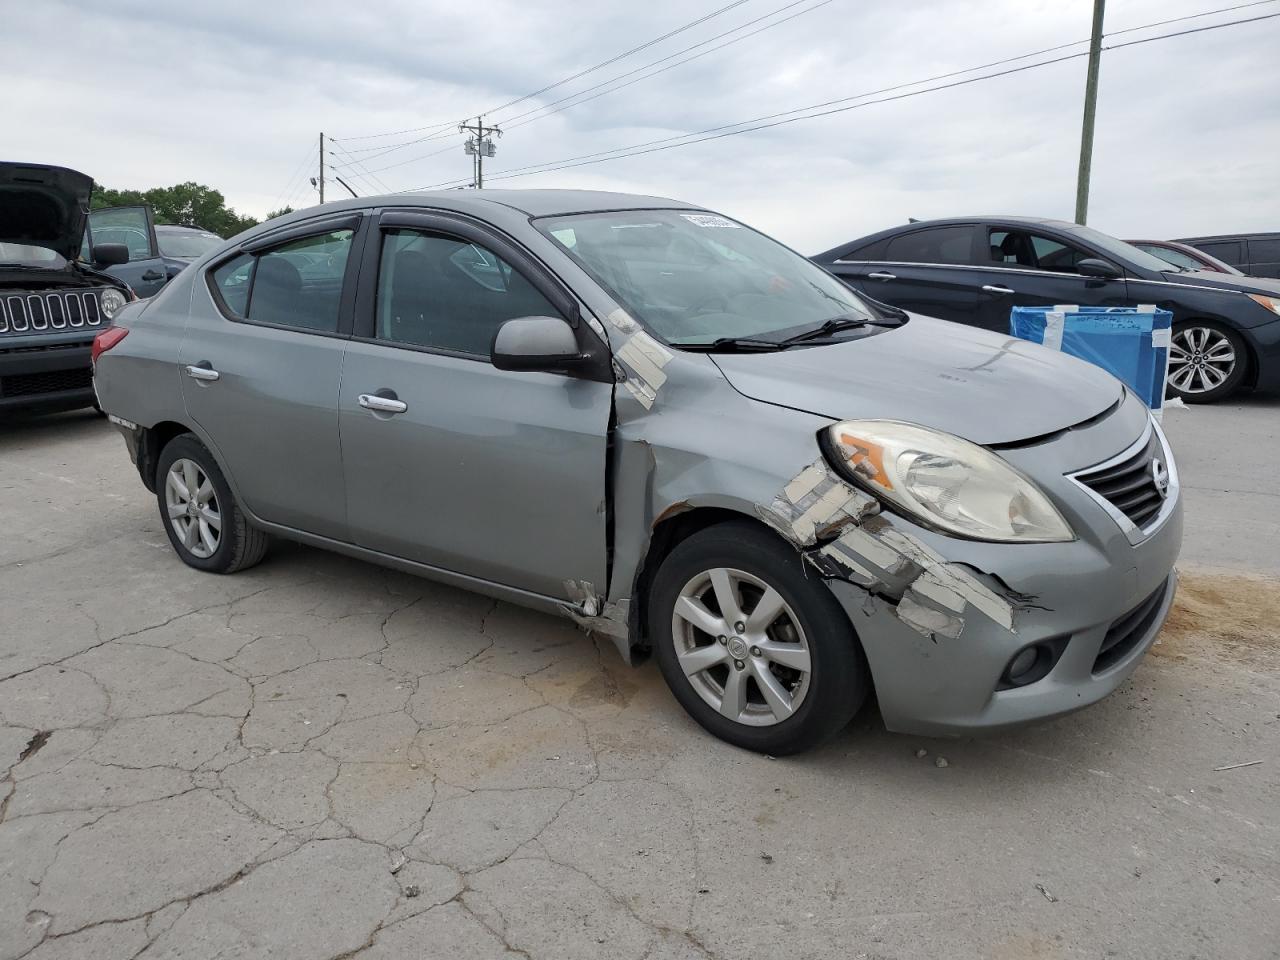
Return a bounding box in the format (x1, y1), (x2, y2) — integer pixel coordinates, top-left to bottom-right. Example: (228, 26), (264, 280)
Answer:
(1152, 327), (1171, 348)
(616, 332), (673, 410)
(1043, 310), (1066, 351)
(760, 458), (879, 547)
(1137, 303), (1156, 313)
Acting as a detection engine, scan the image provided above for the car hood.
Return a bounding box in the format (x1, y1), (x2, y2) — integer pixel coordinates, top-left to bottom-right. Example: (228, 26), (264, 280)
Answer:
(1162, 269), (1280, 296)
(710, 315), (1122, 445)
(0, 162), (94, 261)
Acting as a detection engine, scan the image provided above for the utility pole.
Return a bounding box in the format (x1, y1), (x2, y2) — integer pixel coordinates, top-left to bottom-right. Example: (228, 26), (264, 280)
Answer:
(318, 131), (325, 204)
(459, 117), (502, 188)
(1074, 0), (1105, 225)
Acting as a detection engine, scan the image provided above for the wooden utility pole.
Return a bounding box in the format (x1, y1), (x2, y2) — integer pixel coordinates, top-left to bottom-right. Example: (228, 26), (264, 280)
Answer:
(1074, 0), (1106, 224)
(318, 132), (326, 204)
(459, 117), (502, 189)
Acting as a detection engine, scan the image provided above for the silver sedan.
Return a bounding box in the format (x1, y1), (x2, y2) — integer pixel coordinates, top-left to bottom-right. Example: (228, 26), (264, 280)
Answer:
(92, 190), (1181, 754)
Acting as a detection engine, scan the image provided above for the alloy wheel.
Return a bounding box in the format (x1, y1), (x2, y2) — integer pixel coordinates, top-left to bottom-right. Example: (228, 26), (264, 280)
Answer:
(164, 458), (222, 559)
(1169, 325), (1236, 395)
(670, 567), (812, 727)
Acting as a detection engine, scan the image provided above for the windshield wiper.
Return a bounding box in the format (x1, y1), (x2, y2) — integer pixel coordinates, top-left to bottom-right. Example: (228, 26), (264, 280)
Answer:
(776, 314), (895, 347)
(678, 336), (787, 353)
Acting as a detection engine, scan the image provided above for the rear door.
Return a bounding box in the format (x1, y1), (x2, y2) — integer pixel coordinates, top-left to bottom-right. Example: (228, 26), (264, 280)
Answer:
(1245, 237), (1280, 278)
(825, 224), (980, 324)
(337, 210), (611, 600)
(971, 225), (1129, 333)
(86, 206), (168, 297)
(179, 214), (363, 541)
(1186, 239), (1245, 272)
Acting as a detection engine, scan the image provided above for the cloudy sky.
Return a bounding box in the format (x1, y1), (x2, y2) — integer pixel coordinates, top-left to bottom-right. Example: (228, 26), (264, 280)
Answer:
(4, 0), (1277, 252)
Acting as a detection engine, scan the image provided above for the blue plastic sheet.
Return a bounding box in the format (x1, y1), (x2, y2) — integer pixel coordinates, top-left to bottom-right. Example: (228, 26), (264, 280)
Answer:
(1010, 305), (1173, 412)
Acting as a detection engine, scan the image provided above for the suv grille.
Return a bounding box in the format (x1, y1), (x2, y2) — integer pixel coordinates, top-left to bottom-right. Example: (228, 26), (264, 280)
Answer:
(0, 290), (104, 336)
(1074, 431), (1167, 530)
(0, 366), (94, 399)
(1093, 577), (1169, 673)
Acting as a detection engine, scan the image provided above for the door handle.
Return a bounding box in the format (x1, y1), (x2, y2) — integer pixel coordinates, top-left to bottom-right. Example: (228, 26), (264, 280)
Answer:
(867, 271), (897, 281)
(982, 284), (1015, 295)
(141, 270), (166, 282)
(358, 393), (408, 415)
(185, 364), (220, 382)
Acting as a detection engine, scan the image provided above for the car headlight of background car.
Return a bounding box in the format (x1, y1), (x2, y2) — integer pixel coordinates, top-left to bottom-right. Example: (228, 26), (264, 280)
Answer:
(822, 419), (1075, 543)
(99, 288), (128, 320)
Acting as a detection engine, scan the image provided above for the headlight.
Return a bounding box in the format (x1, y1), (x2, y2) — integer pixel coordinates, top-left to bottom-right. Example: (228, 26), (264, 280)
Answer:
(1247, 293), (1280, 317)
(822, 420), (1074, 543)
(100, 288), (127, 320)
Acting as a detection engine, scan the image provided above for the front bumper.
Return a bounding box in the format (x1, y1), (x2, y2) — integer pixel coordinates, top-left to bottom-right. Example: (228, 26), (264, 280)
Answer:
(0, 337), (95, 413)
(821, 394), (1183, 737)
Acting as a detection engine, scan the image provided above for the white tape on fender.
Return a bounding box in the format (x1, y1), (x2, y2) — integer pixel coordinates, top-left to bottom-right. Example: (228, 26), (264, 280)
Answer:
(1152, 328), (1172, 348)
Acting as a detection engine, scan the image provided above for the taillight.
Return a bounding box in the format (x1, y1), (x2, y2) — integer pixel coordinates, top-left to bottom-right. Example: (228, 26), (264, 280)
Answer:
(92, 327), (129, 365)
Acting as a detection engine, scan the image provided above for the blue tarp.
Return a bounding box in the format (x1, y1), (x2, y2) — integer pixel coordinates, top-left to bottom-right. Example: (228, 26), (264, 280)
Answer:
(1010, 305), (1173, 412)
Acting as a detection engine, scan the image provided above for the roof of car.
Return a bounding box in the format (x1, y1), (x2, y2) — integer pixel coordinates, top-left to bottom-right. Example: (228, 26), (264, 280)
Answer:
(290, 189), (698, 220)
(155, 224), (217, 234)
(1176, 232), (1280, 242)
(813, 215), (1081, 261)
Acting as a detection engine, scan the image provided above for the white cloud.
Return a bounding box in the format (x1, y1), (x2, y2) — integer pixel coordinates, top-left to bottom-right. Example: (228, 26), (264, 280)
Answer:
(3, 0), (1276, 249)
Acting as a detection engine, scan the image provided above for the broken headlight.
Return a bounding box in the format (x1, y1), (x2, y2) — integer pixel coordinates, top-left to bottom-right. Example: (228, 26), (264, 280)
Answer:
(822, 420), (1074, 543)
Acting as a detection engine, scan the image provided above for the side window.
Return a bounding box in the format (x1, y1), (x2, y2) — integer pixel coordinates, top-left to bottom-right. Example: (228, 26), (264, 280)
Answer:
(987, 230), (1036, 268)
(246, 229), (353, 332)
(375, 230), (561, 357)
(211, 253), (254, 316)
(884, 226), (973, 265)
(1248, 238), (1280, 264)
(1193, 240), (1242, 264)
(88, 207), (156, 261)
(1028, 234), (1093, 274)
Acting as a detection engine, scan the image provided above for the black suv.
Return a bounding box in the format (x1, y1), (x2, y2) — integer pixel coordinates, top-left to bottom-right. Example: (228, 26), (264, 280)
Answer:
(1176, 233), (1280, 279)
(1, 163), (135, 415)
(814, 217), (1280, 403)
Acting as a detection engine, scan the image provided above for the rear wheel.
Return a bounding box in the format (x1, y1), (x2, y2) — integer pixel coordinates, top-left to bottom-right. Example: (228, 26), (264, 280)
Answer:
(649, 521), (867, 755)
(1167, 320), (1247, 403)
(155, 434), (268, 574)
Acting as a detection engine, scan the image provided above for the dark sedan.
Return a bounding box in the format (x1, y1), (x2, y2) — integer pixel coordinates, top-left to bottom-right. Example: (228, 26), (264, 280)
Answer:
(814, 217), (1280, 402)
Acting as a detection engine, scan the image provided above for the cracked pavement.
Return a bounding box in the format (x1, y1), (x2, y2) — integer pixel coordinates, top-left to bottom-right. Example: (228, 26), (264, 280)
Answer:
(2, 400), (1279, 960)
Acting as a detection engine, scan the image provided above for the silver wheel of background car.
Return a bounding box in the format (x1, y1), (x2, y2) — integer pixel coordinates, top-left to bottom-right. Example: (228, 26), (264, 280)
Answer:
(671, 567), (812, 727)
(1168, 326), (1236, 395)
(165, 458), (222, 559)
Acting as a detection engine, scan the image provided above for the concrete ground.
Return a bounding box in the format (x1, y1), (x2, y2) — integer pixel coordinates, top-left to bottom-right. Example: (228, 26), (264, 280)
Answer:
(1, 394), (1277, 960)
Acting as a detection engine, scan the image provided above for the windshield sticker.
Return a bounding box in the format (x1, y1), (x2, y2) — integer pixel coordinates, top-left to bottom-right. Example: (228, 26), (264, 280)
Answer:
(680, 214), (741, 229)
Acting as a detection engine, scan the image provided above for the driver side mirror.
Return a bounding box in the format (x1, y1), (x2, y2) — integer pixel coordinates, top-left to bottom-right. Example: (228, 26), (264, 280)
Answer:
(1077, 258), (1120, 280)
(92, 243), (130, 267)
(491, 315), (584, 373)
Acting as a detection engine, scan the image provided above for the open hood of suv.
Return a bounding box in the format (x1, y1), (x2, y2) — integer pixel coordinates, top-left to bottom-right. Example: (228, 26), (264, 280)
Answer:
(0, 162), (94, 261)
(710, 315), (1123, 446)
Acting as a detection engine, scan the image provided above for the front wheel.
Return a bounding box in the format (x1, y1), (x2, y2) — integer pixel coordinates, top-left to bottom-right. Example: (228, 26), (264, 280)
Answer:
(1167, 320), (1247, 403)
(155, 433), (269, 574)
(649, 521), (868, 755)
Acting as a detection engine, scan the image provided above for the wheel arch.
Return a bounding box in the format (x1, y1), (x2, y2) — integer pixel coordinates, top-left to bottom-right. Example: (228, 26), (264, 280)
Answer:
(1173, 315), (1258, 391)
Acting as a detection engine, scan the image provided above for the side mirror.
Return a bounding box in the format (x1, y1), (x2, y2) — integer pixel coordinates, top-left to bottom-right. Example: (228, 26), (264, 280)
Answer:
(1077, 258), (1120, 280)
(92, 243), (130, 267)
(491, 315), (584, 372)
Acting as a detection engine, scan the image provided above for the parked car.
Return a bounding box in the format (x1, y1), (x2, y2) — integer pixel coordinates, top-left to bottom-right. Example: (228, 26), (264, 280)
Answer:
(1, 162), (135, 415)
(94, 191), (1181, 754)
(1176, 232), (1280, 279)
(814, 217), (1280, 402)
(155, 224), (224, 279)
(81, 205), (170, 298)
(1127, 239), (1243, 276)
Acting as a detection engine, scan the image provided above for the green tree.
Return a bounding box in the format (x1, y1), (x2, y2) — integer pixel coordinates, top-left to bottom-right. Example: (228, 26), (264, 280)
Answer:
(263, 206), (295, 221)
(91, 182), (260, 237)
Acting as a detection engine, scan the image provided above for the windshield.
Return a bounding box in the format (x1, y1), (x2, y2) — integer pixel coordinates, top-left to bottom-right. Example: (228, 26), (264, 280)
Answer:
(1068, 224), (1181, 273)
(536, 210), (876, 345)
(0, 242), (68, 268)
(157, 230), (223, 259)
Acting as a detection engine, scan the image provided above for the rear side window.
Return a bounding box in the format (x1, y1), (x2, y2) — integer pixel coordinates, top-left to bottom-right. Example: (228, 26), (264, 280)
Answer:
(884, 226), (973, 264)
(1248, 238), (1280, 262)
(207, 229), (354, 333)
(211, 254), (253, 316)
(1192, 240), (1242, 265)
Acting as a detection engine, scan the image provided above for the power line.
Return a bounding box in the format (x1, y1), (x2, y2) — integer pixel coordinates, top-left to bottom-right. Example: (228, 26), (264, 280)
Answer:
(500, 0), (839, 132)
(329, 0), (754, 145)
(327, 140), (395, 194)
(401, 8), (1279, 192)
(272, 141), (319, 211)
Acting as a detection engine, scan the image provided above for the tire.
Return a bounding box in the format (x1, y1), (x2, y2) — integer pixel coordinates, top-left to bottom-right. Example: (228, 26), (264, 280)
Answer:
(648, 520), (868, 755)
(1167, 320), (1248, 404)
(155, 433), (269, 574)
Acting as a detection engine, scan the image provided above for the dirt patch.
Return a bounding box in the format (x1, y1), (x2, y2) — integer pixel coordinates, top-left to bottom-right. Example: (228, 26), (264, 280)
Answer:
(1152, 571), (1280, 668)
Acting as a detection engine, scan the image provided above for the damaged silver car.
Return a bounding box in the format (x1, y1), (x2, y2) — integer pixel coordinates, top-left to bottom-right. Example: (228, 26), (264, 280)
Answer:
(93, 191), (1182, 754)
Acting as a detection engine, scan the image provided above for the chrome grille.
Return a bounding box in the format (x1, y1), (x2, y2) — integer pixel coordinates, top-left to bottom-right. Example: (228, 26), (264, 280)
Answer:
(0, 290), (107, 336)
(1067, 420), (1178, 545)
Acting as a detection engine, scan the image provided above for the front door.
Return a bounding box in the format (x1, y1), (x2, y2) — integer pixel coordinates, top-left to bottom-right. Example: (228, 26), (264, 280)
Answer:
(972, 226), (1129, 333)
(338, 216), (611, 600)
(179, 217), (362, 541)
(86, 205), (168, 297)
